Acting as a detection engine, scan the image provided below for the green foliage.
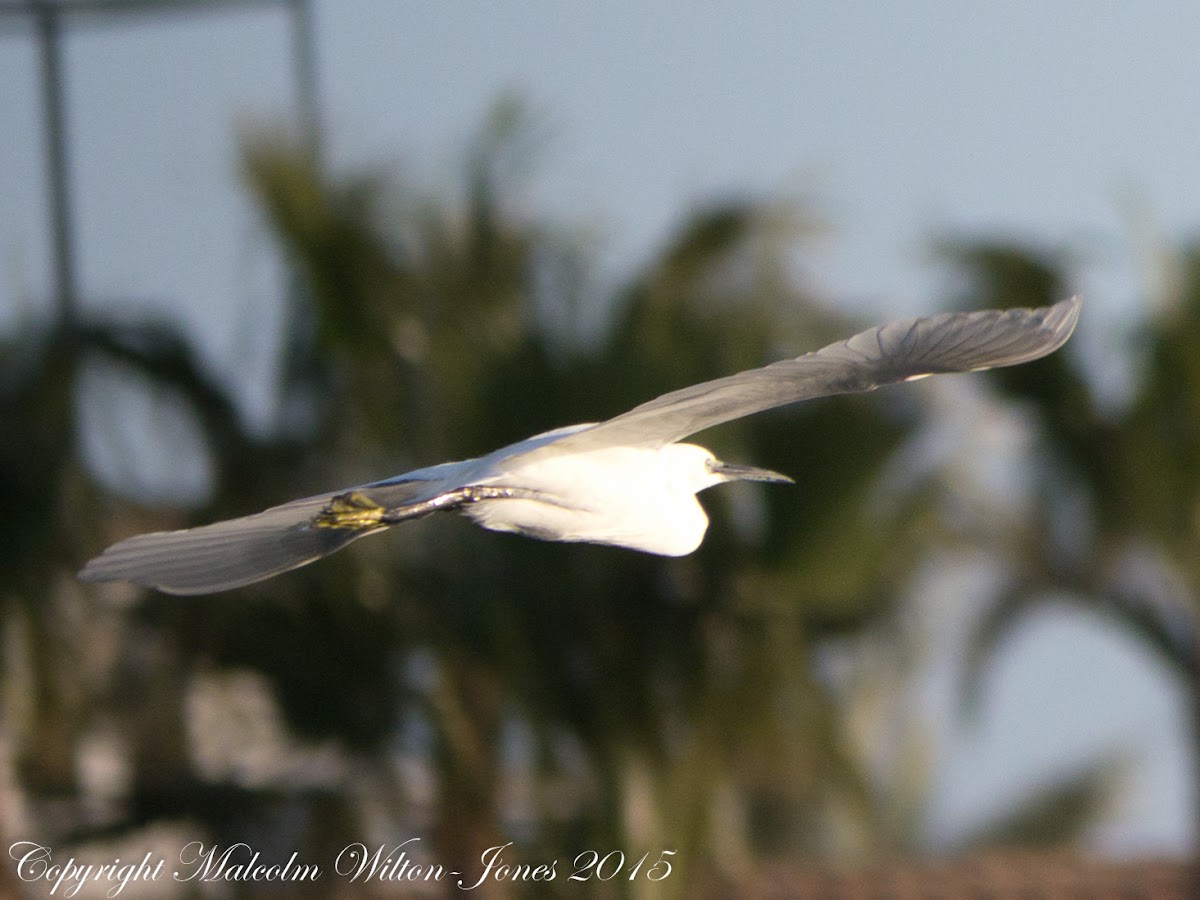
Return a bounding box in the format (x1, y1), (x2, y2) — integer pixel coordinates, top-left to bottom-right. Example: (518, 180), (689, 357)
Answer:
(942, 236), (1199, 873)
(950, 238), (1200, 714)
(7, 105), (1189, 895)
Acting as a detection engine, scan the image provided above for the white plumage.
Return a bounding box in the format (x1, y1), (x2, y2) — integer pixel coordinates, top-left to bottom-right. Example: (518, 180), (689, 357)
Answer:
(79, 297), (1081, 595)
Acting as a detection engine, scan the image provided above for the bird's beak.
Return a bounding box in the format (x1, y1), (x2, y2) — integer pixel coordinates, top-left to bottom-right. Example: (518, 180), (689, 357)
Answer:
(709, 460), (794, 484)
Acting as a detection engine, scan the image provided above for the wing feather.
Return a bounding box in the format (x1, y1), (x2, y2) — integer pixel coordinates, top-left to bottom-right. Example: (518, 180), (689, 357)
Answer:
(78, 478), (442, 595)
(78, 299), (1081, 592)
(539, 296), (1080, 453)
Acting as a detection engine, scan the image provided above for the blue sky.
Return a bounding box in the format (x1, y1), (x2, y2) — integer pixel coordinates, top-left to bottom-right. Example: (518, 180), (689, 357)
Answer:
(2, 0), (1197, 854)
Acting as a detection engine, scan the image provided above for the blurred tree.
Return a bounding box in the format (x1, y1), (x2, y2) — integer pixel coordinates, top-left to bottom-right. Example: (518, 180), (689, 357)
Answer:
(942, 237), (1200, 853)
(1, 104), (1157, 898)
(239, 106), (935, 880)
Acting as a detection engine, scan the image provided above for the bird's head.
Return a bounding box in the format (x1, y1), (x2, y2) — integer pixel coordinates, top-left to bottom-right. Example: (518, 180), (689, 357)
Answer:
(667, 443), (794, 494)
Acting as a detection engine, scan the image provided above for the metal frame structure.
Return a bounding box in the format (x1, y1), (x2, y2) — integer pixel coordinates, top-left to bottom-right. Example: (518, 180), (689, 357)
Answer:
(0, 0), (321, 325)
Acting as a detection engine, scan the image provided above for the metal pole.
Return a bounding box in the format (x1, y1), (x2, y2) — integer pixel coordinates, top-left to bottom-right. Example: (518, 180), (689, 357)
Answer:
(288, 0), (320, 160)
(3, 0), (316, 328)
(34, 0), (79, 328)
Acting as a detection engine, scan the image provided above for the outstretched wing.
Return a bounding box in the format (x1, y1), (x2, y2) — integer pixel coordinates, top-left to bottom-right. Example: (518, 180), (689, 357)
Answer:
(78, 477), (447, 595)
(79, 298), (1081, 592)
(539, 296), (1081, 454)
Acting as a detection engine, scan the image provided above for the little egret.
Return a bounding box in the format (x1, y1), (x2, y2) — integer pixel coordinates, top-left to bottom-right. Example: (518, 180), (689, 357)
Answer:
(79, 297), (1080, 594)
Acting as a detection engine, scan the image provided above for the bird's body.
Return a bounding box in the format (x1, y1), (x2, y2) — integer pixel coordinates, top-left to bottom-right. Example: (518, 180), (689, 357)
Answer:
(79, 297), (1082, 595)
(464, 439), (746, 555)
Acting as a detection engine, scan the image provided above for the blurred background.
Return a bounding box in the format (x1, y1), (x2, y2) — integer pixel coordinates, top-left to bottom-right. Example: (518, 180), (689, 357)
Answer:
(2, 1), (1199, 896)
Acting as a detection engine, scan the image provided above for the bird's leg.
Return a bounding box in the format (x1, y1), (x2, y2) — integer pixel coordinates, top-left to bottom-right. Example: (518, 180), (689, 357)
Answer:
(314, 485), (553, 531)
(376, 485), (562, 522)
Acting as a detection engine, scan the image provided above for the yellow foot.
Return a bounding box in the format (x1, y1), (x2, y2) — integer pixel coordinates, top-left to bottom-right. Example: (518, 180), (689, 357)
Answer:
(314, 492), (386, 530)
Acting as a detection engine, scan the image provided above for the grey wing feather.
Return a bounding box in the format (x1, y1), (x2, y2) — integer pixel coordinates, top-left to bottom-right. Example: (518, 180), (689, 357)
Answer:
(78, 478), (442, 595)
(545, 296), (1081, 452)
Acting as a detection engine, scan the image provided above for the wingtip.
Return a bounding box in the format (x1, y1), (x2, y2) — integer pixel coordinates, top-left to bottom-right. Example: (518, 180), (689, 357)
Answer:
(1032, 295), (1082, 354)
(76, 555), (110, 585)
(1051, 294), (1083, 335)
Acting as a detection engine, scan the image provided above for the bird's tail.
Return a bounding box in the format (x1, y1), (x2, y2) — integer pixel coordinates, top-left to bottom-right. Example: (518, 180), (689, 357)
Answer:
(78, 490), (400, 595)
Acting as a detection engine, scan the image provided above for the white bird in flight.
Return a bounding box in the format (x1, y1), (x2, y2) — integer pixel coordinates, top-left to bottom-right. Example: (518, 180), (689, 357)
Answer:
(79, 297), (1080, 595)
